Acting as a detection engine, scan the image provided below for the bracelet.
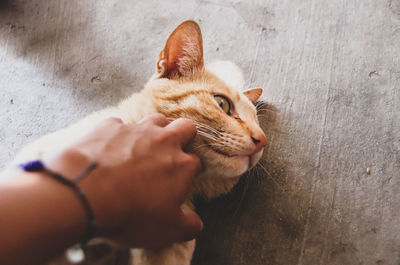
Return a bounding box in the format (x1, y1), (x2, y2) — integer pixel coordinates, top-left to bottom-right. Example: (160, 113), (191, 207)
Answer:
(19, 160), (98, 247)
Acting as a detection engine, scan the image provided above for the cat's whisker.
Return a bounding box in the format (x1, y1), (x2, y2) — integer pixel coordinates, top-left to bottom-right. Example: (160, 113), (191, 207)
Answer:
(193, 142), (225, 151)
(231, 176), (249, 219)
(256, 163), (285, 192)
(258, 107), (275, 112)
(194, 140), (246, 156)
(192, 120), (221, 131)
(164, 118), (217, 138)
(194, 144), (209, 150)
(255, 101), (269, 108)
(231, 164), (261, 219)
(196, 128), (218, 136)
(256, 102), (268, 108)
(164, 117), (223, 138)
(251, 164), (264, 186)
(196, 131), (220, 141)
(256, 114), (273, 118)
(196, 128), (221, 138)
(192, 122), (221, 136)
(203, 142), (226, 148)
(256, 110), (276, 116)
(256, 105), (265, 111)
(197, 129), (219, 138)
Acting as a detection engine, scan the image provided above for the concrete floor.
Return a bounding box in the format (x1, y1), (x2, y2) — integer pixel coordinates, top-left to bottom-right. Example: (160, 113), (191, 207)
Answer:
(1, 0), (400, 264)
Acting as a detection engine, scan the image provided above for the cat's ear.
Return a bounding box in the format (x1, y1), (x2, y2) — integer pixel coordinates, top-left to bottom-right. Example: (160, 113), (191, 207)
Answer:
(157, 20), (204, 78)
(243, 88), (263, 104)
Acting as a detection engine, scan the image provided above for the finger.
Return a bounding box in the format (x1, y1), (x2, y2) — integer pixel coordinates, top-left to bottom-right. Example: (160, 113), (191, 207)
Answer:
(176, 207), (203, 242)
(173, 154), (202, 205)
(178, 153), (202, 188)
(166, 118), (197, 147)
(136, 113), (170, 127)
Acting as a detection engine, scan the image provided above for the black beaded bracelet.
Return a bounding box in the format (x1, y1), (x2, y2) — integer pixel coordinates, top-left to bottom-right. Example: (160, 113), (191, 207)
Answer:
(19, 160), (98, 246)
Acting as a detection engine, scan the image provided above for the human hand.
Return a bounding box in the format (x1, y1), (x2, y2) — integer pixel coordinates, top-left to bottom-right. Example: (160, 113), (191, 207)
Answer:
(43, 114), (203, 248)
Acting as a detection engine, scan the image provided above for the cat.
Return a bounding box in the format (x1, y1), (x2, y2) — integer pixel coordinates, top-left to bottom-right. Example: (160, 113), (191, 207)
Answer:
(5, 20), (267, 265)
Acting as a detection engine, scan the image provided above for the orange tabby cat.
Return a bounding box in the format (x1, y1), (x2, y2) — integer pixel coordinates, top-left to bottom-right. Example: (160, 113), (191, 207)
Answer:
(7, 20), (266, 265)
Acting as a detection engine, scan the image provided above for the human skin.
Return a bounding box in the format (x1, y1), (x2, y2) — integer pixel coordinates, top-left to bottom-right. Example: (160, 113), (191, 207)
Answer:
(0, 114), (203, 265)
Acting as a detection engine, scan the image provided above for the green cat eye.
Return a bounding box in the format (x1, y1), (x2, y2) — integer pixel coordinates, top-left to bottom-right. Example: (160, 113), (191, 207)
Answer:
(214, 95), (231, 114)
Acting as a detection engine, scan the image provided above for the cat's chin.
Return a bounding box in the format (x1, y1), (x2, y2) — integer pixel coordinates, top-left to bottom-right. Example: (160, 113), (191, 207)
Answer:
(193, 149), (260, 198)
(250, 149), (263, 169)
(201, 143), (250, 177)
(202, 141), (264, 176)
(224, 155), (250, 176)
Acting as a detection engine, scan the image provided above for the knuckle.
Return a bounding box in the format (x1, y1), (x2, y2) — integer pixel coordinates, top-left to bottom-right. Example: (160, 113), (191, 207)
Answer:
(151, 113), (167, 120)
(149, 113), (168, 125)
(136, 113), (166, 126)
(181, 154), (201, 173)
(104, 117), (123, 126)
(138, 117), (153, 127)
(141, 120), (155, 130)
(137, 118), (158, 132)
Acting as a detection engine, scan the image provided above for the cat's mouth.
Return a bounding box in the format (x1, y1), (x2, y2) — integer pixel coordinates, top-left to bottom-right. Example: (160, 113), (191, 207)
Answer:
(203, 140), (243, 158)
(203, 140), (253, 171)
(203, 140), (232, 157)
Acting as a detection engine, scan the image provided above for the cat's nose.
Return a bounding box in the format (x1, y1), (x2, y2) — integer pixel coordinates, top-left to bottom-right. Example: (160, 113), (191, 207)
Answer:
(251, 131), (267, 153)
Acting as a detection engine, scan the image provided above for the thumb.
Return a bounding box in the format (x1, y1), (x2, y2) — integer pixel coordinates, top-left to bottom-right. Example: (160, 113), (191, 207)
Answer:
(177, 207), (203, 242)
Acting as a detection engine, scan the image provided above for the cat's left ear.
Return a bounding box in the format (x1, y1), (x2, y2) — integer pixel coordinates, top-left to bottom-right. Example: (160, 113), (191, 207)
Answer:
(243, 88), (263, 104)
(157, 20), (204, 79)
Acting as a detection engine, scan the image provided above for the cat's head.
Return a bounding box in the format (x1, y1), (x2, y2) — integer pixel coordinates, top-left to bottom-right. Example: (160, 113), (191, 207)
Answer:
(145, 21), (266, 193)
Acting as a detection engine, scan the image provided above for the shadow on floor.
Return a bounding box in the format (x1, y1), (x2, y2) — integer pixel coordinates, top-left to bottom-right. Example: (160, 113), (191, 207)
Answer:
(0, 0), (141, 106)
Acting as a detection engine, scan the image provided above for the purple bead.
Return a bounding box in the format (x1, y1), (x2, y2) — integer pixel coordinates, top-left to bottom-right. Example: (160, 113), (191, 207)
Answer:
(19, 160), (45, 172)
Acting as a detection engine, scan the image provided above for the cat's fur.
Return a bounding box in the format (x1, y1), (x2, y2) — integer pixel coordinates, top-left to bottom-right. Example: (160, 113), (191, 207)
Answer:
(5, 20), (266, 265)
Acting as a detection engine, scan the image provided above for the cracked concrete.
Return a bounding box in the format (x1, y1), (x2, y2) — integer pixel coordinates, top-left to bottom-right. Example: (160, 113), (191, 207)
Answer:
(1, 0), (400, 264)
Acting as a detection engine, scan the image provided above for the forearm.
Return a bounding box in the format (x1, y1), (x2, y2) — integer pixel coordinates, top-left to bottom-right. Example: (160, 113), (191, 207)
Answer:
(0, 170), (86, 265)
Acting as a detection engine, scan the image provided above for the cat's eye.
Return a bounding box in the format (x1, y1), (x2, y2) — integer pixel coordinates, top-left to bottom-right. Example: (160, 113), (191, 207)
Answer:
(214, 95), (231, 114)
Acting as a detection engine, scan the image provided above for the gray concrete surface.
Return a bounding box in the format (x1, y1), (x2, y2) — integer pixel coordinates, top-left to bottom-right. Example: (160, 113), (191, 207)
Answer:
(1, 0), (400, 264)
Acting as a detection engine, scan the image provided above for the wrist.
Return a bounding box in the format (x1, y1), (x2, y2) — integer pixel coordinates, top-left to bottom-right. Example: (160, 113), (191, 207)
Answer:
(42, 147), (127, 238)
(30, 171), (88, 240)
(41, 148), (102, 239)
